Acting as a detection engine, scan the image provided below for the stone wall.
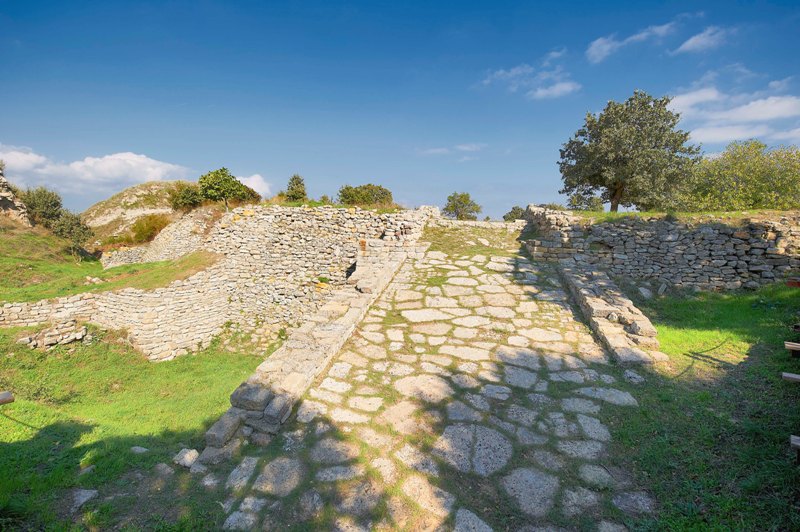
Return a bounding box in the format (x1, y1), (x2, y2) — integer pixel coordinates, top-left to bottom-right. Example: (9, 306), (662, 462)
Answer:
(525, 205), (800, 290)
(0, 169), (31, 227)
(1, 205), (436, 360)
(427, 217), (528, 232)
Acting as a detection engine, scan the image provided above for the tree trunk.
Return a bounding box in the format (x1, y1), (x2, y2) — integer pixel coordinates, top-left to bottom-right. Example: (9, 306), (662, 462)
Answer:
(610, 185), (623, 212)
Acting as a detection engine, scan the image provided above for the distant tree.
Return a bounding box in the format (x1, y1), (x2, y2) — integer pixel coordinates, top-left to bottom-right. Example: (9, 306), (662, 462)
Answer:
(285, 174), (307, 202)
(19, 187), (64, 228)
(443, 192), (481, 220)
(567, 193), (604, 212)
(232, 183), (261, 204)
(503, 205), (526, 221)
(674, 140), (800, 211)
(559, 90), (700, 212)
(320, 194), (333, 204)
(540, 203), (567, 211)
(52, 211), (93, 259)
(169, 182), (204, 212)
(198, 168), (246, 210)
(338, 184), (393, 206)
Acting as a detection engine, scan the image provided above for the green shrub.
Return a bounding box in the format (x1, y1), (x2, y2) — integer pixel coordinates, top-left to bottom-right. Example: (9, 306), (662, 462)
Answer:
(502, 206), (526, 221)
(130, 214), (171, 244)
(338, 184), (393, 206)
(567, 194), (604, 211)
(198, 168), (247, 210)
(169, 182), (203, 212)
(51, 211), (93, 257)
(285, 174), (307, 202)
(19, 187), (64, 228)
(539, 202), (567, 211)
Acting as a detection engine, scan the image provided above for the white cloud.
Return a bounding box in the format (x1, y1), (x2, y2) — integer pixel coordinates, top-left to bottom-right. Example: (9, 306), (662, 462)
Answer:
(0, 143), (189, 193)
(418, 143), (487, 157)
(770, 127), (800, 143)
(238, 174), (271, 196)
(690, 124), (771, 143)
(586, 21), (676, 63)
(669, 87), (725, 117)
(482, 50), (580, 101)
(454, 143), (486, 152)
(769, 77), (792, 91)
(709, 95), (800, 122)
(528, 81), (582, 100)
(672, 26), (731, 54)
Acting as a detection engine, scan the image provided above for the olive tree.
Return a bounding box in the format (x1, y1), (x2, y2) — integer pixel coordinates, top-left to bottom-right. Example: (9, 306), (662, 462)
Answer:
(443, 192), (481, 220)
(558, 90), (699, 212)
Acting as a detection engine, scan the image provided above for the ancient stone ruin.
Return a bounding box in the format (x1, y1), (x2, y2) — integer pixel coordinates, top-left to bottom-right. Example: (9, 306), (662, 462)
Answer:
(0, 167), (31, 226)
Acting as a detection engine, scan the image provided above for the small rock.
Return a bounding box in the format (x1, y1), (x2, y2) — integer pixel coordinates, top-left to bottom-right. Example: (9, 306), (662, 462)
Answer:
(173, 448), (199, 468)
(71, 488), (98, 513)
(154, 462), (174, 476)
(623, 369), (645, 384)
(130, 446), (149, 454)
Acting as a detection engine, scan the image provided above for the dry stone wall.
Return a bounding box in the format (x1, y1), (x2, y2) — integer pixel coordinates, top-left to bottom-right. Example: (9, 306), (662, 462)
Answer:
(525, 205), (800, 290)
(1, 205), (436, 361)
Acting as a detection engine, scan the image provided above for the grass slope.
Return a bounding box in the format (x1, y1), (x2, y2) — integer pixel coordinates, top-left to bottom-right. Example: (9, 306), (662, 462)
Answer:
(606, 283), (800, 529)
(0, 218), (217, 303)
(0, 326), (274, 528)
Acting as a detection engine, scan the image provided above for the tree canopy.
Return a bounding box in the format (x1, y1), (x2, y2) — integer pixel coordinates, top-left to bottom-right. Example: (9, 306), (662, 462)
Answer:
(338, 184), (393, 206)
(285, 174), (307, 202)
(673, 140), (800, 211)
(558, 90), (699, 212)
(19, 187), (64, 228)
(198, 168), (258, 210)
(502, 205), (526, 221)
(443, 192), (481, 220)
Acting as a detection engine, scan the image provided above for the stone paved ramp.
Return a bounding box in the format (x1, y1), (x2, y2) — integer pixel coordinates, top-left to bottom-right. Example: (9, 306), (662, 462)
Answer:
(205, 229), (654, 530)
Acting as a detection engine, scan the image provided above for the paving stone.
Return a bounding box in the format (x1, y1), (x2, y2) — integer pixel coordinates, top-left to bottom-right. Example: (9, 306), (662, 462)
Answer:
(454, 508), (493, 531)
(495, 346), (540, 370)
(239, 495), (267, 513)
(504, 366), (537, 388)
(501, 467), (559, 517)
(439, 345), (491, 361)
(371, 457), (397, 484)
(395, 444), (439, 476)
(402, 474), (455, 517)
(481, 384), (512, 400)
(329, 362), (353, 378)
(612, 491), (656, 515)
(298, 489), (324, 520)
(598, 521), (629, 532)
(577, 414), (611, 441)
(394, 374), (454, 403)
(561, 398), (600, 414)
(309, 388), (344, 404)
(447, 277), (479, 286)
(402, 309), (453, 322)
(321, 377), (352, 394)
(222, 511), (258, 530)
(451, 373), (480, 389)
(311, 438), (360, 464)
(377, 400), (423, 434)
(296, 400), (327, 423)
(336, 479), (382, 515)
(330, 407), (370, 424)
(225, 456), (259, 490)
(506, 405), (537, 427)
(562, 487), (600, 517)
(517, 426), (548, 445)
(472, 425), (513, 476)
(316, 464), (365, 482)
(557, 439), (605, 460)
(348, 396), (384, 412)
(452, 315), (491, 327)
(414, 323), (453, 335)
(576, 387), (638, 406)
(253, 457), (302, 497)
(520, 328), (563, 342)
(447, 400), (483, 421)
(579, 464), (616, 488)
(432, 424), (473, 472)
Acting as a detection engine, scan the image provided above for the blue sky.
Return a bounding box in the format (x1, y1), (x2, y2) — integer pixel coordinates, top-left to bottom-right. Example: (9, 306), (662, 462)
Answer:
(1, 1), (799, 217)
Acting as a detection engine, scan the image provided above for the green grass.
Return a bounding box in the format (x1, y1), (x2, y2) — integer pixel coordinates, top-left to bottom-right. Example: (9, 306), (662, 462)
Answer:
(604, 283), (800, 529)
(0, 218), (218, 303)
(423, 226), (522, 257)
(0, 325), (274, 528)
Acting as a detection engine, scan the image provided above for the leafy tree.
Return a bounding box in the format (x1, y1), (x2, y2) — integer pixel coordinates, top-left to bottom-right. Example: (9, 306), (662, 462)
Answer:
(198, 168), (243, 210)
(232, 183), (261, 204)
(503, 205), (526, 221)
(674, 140), (800, 211)
(19, 186), (64, 228)
(559, 90), (699, 212)
(443, 192), (481, 220)
(285, 174), (307, 202)
(338, 184), (393, 206)
(567, 193), (604, 212)
(52, 211), (93, 259)
(169, 182), (204, 212)
(320, 194), (333, 204)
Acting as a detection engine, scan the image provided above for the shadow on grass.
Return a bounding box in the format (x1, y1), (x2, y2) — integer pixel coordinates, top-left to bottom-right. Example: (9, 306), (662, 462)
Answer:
(0, 414), (231, 530)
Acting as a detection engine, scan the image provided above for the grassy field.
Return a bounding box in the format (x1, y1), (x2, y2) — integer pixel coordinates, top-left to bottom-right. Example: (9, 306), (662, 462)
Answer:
(572, 209), (800, 226)
(0, 325), (274, 529)
(0, 218), (217, 303)
(603, 283), (800, 529)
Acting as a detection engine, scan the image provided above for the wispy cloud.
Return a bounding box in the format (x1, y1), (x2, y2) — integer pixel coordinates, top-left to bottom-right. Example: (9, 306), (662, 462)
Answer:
(0, 144), (189, 193)
(482, 50), (581, 100)
(417, 143), (487, 158)
(586, 21), (676, 63)
(669, 72), (800, 146)
(672, 26), (732, 54)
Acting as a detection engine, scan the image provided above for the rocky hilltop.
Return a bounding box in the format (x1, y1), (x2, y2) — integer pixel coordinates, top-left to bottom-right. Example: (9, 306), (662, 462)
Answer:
(0, 167), (31, 226)
(82, 181), (183, 239)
